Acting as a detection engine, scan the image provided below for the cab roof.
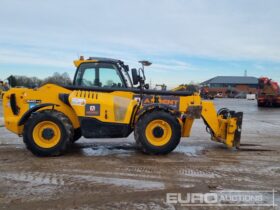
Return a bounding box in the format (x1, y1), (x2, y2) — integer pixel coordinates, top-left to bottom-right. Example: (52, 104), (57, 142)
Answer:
(73, 56), (124, 67)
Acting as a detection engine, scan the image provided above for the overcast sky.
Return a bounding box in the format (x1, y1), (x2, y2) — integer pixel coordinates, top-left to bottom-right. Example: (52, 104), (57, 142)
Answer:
(0, 0), (279, 88)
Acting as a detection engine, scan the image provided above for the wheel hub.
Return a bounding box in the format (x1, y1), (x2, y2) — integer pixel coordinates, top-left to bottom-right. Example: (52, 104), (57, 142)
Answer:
(42, 128), (55, 140)
(153, 126), (164, 138)
(145, 119), (172, 146)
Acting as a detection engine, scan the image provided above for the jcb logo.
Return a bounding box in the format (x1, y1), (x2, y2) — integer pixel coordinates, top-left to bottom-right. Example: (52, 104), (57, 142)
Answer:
(89, 106), (96, 112)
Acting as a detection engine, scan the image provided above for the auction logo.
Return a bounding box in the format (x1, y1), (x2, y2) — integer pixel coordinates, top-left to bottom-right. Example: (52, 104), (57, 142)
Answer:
(166, 190), (277, 207)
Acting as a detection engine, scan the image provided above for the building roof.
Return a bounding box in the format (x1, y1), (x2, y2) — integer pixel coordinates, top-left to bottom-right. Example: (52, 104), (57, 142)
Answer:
(201, 76), (258, 85)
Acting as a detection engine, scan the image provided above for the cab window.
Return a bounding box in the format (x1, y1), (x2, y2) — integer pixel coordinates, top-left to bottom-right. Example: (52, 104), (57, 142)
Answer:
(75, 63), (125, 88)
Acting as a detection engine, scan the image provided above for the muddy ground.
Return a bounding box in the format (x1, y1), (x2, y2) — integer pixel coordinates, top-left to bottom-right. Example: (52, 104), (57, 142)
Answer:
(0, 99), (279, 210)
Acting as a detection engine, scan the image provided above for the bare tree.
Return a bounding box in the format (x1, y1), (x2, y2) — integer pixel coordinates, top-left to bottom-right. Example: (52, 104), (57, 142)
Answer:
(43, 72), (72, 85)
(7, 72), (72, 88)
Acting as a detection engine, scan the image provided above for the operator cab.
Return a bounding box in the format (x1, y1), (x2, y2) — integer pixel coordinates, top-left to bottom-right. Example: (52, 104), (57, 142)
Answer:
(73, 57), (133, 88)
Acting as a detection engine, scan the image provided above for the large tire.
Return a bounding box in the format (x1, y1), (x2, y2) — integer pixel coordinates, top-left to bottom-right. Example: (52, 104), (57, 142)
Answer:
(23, 110), (73, 157)
(70, 128), (82, 143)
(134, 110), (181, 155)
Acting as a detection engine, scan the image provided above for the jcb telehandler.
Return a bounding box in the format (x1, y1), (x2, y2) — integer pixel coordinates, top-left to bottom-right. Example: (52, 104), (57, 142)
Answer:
(3, 57), (243, 156)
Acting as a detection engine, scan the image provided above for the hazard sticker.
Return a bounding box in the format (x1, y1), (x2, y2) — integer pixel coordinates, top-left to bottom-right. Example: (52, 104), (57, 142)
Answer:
(71, 98), (86, 106)
(85, 104), (100, 116)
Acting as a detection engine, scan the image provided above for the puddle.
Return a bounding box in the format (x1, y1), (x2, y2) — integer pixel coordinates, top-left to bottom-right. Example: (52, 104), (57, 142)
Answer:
(174, 145), (204, 156)
(0, 128), (22, 144)
(181, 183), (196, 188)
(81, 144), (205, 157)
(74, 174), (165, 190)
(0, 172), (64, 186)
(82, 144), (136, 156)
(0, 171), (165, 191)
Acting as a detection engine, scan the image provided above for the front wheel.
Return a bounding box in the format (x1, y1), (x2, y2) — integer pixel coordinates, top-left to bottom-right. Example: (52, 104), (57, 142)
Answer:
(70, 128), (82, 143)
(23, 110), (73, 156)
(134, 110), (181, 155)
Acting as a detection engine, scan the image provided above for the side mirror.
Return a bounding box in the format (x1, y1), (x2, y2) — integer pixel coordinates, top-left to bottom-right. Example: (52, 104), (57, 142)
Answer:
(144, 84), (149, 89)
(131, 68), (139, 85)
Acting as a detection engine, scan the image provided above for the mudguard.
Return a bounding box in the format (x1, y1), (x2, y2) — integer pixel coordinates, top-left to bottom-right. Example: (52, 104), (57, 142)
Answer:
(18, 103), (57, 126)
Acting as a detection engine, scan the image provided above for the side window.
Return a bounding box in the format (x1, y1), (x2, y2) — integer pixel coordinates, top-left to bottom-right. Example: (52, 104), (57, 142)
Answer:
(99, 68), (124, 87)
(81, 68), (96, 86)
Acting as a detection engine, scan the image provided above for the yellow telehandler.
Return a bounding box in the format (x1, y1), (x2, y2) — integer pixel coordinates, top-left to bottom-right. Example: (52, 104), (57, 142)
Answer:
(2, 57), (243, 156)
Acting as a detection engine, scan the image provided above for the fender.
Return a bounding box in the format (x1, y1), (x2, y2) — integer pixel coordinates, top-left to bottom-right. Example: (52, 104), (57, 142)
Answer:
(136, 103), (179, 122)
(18, 103), (58, 126)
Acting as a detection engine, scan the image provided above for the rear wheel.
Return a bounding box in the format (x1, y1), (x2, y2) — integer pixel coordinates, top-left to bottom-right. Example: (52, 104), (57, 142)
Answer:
(23, 110), (73, 156)
(134, 110), (181, 155)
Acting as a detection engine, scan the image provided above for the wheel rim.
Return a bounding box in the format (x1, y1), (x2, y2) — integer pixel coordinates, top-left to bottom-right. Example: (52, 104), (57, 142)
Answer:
(145, 119), (172, 146)
(32, 121), (61, 148)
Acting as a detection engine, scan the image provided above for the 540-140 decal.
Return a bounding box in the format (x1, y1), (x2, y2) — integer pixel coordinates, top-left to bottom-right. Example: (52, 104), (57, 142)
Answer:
(26, 100), (41, 109)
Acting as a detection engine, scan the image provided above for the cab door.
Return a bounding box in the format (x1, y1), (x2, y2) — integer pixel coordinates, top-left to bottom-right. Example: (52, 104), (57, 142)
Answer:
(70, 62), (137, 138)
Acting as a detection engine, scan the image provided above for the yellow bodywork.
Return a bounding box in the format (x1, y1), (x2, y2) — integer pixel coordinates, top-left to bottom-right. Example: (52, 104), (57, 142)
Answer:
(68, 90), (137, 124)
(3, 84), (140, 134)
(3, 82), (241, 149)
(3, 85), (80, 134)
(172, 85), (188, 92)
(73, 59), (98, 67)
